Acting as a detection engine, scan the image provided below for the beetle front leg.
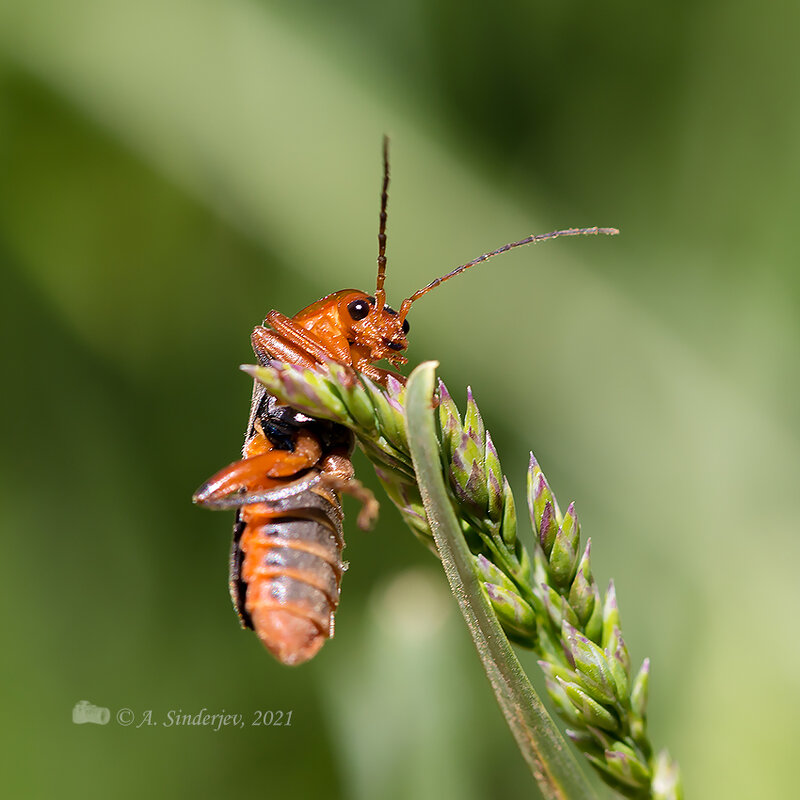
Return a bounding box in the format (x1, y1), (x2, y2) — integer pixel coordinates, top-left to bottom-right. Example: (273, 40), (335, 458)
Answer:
(251, 326), (318, 369)
(352, 360), (407, 388)
(253, 324), (361, 387)
(264, 311), (352, 365)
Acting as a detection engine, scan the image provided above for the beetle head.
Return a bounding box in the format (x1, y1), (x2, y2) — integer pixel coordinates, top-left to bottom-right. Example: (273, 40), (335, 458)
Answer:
(336, 290), (410, 367)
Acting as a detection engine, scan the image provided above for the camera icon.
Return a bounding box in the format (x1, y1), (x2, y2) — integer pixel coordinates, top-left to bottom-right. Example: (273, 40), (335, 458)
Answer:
(72, 700), (110, 725)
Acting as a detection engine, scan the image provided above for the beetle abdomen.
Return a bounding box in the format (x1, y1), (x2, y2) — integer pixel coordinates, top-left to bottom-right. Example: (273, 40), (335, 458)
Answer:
(236, 495), (345, 665)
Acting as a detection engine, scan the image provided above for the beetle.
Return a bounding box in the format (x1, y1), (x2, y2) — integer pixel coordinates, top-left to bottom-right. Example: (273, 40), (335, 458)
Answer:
(193, 138), (617, 665)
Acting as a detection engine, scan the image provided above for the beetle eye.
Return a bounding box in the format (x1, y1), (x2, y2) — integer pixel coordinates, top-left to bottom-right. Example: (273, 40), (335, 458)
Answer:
(347, 298), (370, 321)
(402, 319), (410, 335)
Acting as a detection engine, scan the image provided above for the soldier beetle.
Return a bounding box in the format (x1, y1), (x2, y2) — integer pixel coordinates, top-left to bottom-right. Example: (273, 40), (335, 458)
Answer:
(193, 138), (618, 665)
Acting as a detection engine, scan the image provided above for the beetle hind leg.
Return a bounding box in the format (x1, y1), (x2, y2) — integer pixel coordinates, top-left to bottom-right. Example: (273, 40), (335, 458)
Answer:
(322, 476), (379, 531)
(316, 451), (379, 530)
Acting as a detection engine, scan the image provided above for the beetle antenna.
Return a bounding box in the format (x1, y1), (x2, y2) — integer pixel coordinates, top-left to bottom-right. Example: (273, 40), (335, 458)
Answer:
(375, 135), (390, 311)
(396, 226), (619, 322)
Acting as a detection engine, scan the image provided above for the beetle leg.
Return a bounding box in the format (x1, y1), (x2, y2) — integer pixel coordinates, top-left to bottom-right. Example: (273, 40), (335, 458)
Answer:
(254, 323), (361, 387)
(251, 326), (318, 369)
(352, 360), (407, 388)
(194, 452), (312, 505)
(354, 361), (441, 409)
(194, 470), (324, 509)
(317, 451), (379, 530)
(318, 475), (379, 530)
(194, 430), (323, 507)
(265, 311), (352, 365)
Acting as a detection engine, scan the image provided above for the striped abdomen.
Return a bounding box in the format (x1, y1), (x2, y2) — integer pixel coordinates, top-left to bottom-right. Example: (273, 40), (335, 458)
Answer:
(231, 485), (346, 665)
(193, 379), (357, 665)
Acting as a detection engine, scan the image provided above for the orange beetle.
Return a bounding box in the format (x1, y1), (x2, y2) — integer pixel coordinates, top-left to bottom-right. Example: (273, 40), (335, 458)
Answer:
(193, 138), (617, 665)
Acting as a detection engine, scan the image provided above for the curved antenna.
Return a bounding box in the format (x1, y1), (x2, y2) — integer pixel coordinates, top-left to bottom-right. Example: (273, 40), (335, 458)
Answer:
(396, 226), (619, 322)
(375, 135), (391, 311)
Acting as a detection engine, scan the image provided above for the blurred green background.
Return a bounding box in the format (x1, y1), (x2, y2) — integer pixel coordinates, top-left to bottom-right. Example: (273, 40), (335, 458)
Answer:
(2, 1), (798, 797)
